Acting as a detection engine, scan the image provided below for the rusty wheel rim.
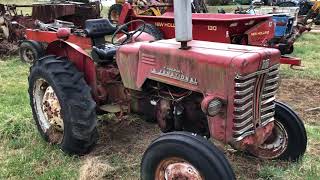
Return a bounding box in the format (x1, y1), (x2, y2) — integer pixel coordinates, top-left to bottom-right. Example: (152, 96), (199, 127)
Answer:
(33, 79), (64, 144)
(0, 24), (9, 39)
(22, 48), (35, 63)
(155, 157), (204, 180)
(250, 120), (289, 159)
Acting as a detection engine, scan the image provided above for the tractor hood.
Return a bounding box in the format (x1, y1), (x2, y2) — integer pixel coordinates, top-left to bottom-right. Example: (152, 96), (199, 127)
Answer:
(117, 39), (280, 94)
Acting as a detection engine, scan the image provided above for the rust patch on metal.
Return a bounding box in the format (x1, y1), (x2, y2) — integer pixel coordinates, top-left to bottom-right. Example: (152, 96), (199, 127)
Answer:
(155, 157), (203, 180)
(247, 120), (289, 159)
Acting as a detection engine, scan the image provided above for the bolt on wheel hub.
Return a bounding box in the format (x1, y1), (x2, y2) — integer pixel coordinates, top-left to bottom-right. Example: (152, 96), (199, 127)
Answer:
(156, 158), (203, 180)
(249, 120), (289, 159)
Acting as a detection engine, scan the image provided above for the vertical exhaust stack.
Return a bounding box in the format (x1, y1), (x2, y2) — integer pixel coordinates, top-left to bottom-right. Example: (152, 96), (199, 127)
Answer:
(174, 0), (193, 49)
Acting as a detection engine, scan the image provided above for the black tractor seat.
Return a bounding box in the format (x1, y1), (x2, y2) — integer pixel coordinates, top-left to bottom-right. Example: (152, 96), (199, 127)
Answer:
(85, 18), (118, 63)
(85, 18), (117, 38)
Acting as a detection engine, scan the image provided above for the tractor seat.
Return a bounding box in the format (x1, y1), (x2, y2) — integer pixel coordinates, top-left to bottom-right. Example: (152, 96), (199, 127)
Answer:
(91, 44), (118, 64)
(85, 19), (117, 38)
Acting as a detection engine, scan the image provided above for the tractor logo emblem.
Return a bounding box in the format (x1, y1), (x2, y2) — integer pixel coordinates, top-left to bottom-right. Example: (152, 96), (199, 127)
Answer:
(151, 67), (198, 85)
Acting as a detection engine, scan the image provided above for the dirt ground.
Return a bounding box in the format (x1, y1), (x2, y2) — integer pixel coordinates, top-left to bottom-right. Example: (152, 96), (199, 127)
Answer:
(78, 78), (320, 180)
(0, 40), (18, 57)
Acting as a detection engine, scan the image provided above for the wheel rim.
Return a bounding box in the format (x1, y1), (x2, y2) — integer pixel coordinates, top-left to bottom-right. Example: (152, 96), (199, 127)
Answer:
(22, 47), (35, 63)
(0, 25), (9, 39)
(155, 157), (204, 180)
(250, 120), (289, 159)
(33, 79), (64, 144)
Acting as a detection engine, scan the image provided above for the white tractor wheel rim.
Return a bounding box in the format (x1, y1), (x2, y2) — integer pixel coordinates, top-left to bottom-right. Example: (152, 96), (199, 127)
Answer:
(33, 79), (64, 143)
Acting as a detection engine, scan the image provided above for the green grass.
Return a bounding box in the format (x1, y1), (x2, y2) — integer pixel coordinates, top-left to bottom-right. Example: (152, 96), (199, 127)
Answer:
(0, 35), (320, 179)
(0, 58), (79, 179)
(280, 33), (320, 79)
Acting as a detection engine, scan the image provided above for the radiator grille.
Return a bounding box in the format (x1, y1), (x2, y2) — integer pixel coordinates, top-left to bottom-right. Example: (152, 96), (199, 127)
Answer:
(233, 64), (280, 141)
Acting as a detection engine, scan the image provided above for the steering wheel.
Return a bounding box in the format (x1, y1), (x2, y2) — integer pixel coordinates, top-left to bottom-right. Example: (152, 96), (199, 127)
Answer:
(111, 20), (146, 45)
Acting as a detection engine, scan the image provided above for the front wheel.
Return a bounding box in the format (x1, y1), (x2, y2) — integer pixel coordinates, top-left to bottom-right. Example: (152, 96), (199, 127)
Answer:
(28, 55), (98, 155)
(141, 132), (235, 180)
(248, 101), (307, 161)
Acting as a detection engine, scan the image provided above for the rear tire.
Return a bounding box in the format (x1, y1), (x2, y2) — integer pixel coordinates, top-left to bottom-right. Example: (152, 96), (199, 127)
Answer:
(20, 41), (44, 64)
(277, 1), (296, 7)
(108, 4), (123, 24)
(141, 132), (235, 180)
(28, 55), (98, 155)
(141, 23), (163, 40)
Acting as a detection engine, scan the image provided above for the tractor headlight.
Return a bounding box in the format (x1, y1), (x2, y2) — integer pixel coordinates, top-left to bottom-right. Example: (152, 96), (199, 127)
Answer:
(207, 99), (223, 117)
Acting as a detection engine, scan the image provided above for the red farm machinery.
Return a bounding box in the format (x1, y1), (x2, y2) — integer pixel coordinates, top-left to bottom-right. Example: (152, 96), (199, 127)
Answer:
(0, 1), (100, 61)
(27, 0), (307, 178)
(109, 1), (320, 67)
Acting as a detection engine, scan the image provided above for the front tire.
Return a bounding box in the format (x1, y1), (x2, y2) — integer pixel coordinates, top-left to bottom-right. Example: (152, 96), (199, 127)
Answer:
(141, 132), (235, 180)
(248, 101), (307, 161)
(28, 55), (98, 155)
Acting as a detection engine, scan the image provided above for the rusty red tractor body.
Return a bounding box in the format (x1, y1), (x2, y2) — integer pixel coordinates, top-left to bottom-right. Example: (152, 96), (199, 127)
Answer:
(114, 2), (304, 66)
(27, 14), (307, 171)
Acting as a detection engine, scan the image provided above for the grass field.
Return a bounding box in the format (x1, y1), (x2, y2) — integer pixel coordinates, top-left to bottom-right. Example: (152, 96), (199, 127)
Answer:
(0, 35), (319, 179)
(0, 0), (320, 179)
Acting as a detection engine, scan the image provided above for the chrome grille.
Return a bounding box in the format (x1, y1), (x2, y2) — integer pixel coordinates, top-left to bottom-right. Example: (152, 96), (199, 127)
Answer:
(233, 64), (280, 141)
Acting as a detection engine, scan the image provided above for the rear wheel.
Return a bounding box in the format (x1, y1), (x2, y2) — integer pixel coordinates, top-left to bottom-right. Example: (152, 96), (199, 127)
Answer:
(247, 101), (307, 161)
(19, 41), (43, 64)
(142, 23), (163, 40)
(277, 1), (296, 7)
(141, 132), (235, 180)
(108, 4), (123, 24)
(28, 55), (98, 155)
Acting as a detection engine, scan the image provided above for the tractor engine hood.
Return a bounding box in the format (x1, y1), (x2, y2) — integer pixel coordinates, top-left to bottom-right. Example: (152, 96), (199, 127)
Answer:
(117, 39), (280, 95)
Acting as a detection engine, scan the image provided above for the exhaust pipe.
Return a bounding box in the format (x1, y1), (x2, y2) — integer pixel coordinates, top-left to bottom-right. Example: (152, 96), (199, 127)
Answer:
(173, 0), (192, 49)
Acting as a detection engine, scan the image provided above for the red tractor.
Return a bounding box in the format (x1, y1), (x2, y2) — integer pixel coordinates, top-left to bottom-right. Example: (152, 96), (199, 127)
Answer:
(27, 0), (307, 178)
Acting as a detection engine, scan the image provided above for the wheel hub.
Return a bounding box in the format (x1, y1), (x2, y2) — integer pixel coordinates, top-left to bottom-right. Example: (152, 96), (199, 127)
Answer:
(33, 79), (64, 144)
(165, 162), (202, 180)
(22, 48), (35, 63)
(249, 120), (289, 159)
(42, 86), (63, 131)
(156, 158), (203, 180)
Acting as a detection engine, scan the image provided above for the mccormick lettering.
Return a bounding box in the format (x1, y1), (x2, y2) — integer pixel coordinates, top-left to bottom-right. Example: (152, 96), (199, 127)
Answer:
(151, 67), (198, 85)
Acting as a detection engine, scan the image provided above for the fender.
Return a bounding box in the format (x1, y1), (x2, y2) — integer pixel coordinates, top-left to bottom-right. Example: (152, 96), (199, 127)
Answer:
(46, 40), (99, 101)
(21, 40), (45, 57)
